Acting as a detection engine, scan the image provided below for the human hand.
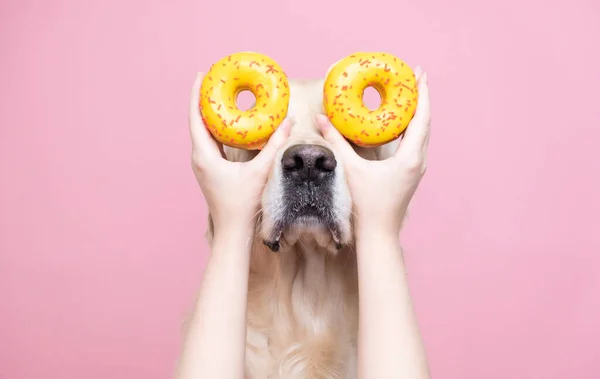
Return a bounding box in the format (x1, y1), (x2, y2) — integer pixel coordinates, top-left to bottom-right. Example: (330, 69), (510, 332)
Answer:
(188, 73), (292, 232)
(316, 68), (431, 235)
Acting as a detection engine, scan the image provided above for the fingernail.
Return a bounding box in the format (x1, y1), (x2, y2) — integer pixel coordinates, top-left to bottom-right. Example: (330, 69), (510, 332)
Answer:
(414, 65), (422, 78)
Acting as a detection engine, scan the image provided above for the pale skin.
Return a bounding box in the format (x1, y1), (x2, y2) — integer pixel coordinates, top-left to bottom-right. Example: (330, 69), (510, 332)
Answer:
(175, 68), (431, 379)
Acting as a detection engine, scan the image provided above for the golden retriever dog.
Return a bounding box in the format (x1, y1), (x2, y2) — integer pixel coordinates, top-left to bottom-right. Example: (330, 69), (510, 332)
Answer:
(203, 78), (402, 379)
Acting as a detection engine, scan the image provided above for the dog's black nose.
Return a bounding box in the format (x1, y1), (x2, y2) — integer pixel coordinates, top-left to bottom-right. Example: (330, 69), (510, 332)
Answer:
(282, 144), (337, 183)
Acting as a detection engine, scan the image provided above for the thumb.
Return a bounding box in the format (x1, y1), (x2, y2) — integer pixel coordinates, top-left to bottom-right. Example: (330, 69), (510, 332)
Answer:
(252, 118), (293, 168)
(315, 115), (357, 162)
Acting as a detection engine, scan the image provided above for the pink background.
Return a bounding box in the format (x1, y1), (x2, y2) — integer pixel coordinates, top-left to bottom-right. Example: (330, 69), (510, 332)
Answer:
(1, 0), (599, 378)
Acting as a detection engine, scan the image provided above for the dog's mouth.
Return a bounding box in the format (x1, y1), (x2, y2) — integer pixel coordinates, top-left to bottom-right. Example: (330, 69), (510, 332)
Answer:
(262, 204), (342, 252)
(261, 147), (347, 253)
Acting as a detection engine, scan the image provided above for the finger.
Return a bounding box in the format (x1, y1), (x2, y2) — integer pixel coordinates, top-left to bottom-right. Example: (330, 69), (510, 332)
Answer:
(315, 115), (359, 163)
(413, 65), (423, 80)
(251, 118), (293, 168)
(189, 72), (225, 159)
(188, 72), (204, 128)
(397, 71), (431, 154)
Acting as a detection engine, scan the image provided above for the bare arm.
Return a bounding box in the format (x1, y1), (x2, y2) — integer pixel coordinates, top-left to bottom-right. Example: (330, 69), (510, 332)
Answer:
(175, 73), (291, 379)
(174, 222), (253, 379)
(317, 67), (431, 378)
(355, 225), (430, 379)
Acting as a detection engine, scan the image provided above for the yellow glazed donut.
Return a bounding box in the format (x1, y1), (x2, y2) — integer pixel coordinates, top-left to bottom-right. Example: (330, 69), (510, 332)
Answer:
(199, 52), (290, 149)
(323, 52), (418, 147)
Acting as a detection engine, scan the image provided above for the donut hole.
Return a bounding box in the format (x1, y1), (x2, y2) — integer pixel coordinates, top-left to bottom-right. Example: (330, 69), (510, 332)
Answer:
(362, 86), (382, 111)
(236, 90), (256, 111)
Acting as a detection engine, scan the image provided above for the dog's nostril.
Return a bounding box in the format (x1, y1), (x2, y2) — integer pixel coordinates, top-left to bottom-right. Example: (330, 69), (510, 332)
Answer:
(294, 156), (304, 170)
(315, 156), (336, 172)
(282, 154), (303, 171)
(282, 144), (337, 182)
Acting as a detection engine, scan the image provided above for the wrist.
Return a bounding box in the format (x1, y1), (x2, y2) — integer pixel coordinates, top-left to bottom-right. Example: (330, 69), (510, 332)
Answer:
(211, 208), (257, 233)
(353, 213), (404, 240)
(355, 223), (400, 246)
(354, 222), (404, 265)
(211, 216), (256, 250)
